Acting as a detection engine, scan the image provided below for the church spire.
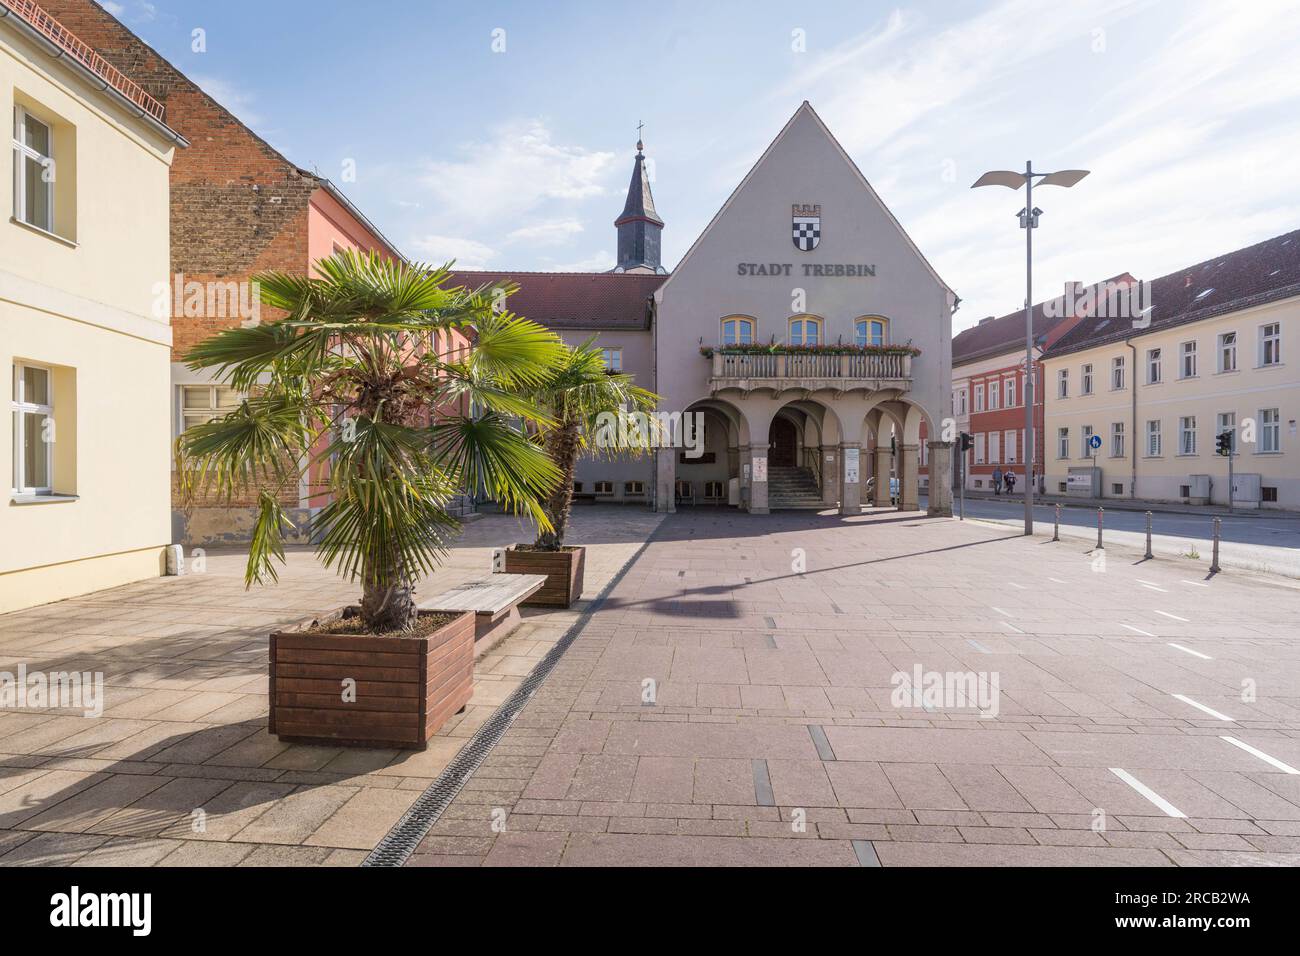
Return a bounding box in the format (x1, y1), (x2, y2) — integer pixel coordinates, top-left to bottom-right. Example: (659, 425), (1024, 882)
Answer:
(613, 127), (664, 273)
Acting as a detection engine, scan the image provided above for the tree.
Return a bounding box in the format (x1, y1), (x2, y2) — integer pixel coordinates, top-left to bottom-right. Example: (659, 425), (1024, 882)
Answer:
(527, 339), (660, 550)
(176, 250), (562, 633)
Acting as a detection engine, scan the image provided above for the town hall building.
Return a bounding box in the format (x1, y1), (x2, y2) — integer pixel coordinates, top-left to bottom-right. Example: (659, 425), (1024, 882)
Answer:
(452, 102), (957, 517)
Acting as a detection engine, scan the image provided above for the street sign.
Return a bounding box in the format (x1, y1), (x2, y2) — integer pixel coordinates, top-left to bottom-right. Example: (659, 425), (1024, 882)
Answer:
(1088, 434), (1102, 450)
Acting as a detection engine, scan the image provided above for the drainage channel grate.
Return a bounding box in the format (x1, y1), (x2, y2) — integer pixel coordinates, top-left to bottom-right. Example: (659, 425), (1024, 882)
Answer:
(362, 528), (661, 867)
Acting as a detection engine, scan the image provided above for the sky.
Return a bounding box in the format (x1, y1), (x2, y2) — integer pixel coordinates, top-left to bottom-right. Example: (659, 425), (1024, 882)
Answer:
(100, 0), (1300, 332)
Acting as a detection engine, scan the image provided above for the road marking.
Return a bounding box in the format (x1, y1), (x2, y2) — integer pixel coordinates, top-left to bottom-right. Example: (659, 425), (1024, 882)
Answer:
(990, 606), (1013, 617)
(1140, 583), (1169, 593)
(1109, 768), (1187, 818)
(967, 638), (992, 653)
(1220, 736), (1300, 774)
(1155, 610), (1190, 622)
(1172, 694), (1234, 721)
(1167, 642), (1212, 660)
(1048, 577), (1068, 584)
(1121, 624), (1156, 637)
(1001, 621), (1024, 634)
(1180, 580), (1210, 588)
(1008, 581), (1027, 590)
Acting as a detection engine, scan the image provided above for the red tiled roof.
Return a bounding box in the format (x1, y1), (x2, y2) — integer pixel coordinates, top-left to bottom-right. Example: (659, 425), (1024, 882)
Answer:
(1046, 229), (1300, 359)
(1, 0), (165, 120)
(445, 270), (667, 330)
(953, 274), (1133, 367)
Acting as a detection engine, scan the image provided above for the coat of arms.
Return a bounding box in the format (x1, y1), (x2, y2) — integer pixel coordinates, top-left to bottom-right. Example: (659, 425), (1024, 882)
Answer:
(792, 203), (820, 251)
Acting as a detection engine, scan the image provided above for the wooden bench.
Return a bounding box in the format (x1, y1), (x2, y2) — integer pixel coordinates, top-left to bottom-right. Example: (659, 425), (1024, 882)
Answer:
(419, 573), (547, 654)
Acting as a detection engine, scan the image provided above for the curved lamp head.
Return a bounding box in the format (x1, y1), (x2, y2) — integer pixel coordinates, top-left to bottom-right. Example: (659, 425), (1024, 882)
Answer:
(1037, 169), (1090, 188)
(971, 170), (1026, 189)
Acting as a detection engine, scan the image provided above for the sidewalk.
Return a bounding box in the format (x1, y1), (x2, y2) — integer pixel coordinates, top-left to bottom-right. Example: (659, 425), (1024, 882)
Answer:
(953, 489), (1295, 519)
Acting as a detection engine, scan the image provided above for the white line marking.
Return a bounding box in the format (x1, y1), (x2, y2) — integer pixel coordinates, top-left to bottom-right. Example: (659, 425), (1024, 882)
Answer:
(1172, 694), (1234, 721)
(967, 639), (992, 653)
(1180, 580), (1210, 588)
(1008, 581), (1027, 590)
(990, 606), (1013, 617)
(1140, 584), (1168, 593)
(1121, 624), (1155, 637)
(1001, 621), (1024, 634)
(1048, 577), (1068, 584)
(1167, 642), (1212, 660)
(1109, 768), (1187, 818)
(1220, 736), (1300, 774)
(1155, 610), (1190, 622)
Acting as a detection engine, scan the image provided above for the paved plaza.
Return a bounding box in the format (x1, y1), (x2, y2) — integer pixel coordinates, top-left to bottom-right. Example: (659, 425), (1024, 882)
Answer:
(3, 506), (1300, 866)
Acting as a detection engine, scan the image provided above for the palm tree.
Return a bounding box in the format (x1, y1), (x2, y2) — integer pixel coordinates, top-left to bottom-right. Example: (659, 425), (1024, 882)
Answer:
(176, 250), (563, 633)
(528, 339), (660, 550)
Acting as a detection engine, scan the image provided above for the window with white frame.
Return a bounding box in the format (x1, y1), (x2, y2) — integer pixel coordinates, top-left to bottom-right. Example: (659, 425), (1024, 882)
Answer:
(12, 362), (53, 494)
(974, 383), (985, 412)
(13, 106), (55, 233)
(1057, 368), (1068, 398)
(1057, 426), (1069, 459)
(1081, 363), (1093, 395)
(1218, 331), (1237, 373)
(1004, 377), (1016, 407)
(1261, 322), (1281, 366)
(1179, 416), (1197, 455)
(989, 380), (1000, 410)
(1146, 348), (1161, 384)
(1081, 424), (1094, 458)
(1111, 421), (1125, 458)
(600, 347), (623, 371)
(1260, 407), (1281, 452)
(1004, 429), (1017, 463)
(957, 388), (967, 415)
(974, 432), (985, 464)
(1111, 355), (1126, 390)
(179, 384), (243, 434)
(1146, 419), (1161, 457)
(988, 431), (1001, 464)
(1180, 340), (1198, 378)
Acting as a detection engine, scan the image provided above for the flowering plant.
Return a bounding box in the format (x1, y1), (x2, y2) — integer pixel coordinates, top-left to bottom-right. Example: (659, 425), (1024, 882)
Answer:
(700, 341), (921, 358)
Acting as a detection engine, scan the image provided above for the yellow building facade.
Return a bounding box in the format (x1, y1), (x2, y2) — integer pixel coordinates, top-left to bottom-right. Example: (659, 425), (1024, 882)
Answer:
(1, 6), (183, 612)
(1043, 241), (1298, 510)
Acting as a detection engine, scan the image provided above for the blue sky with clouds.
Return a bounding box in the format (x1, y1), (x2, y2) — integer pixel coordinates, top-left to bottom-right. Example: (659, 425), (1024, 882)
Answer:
(101, 0), (1300, 331)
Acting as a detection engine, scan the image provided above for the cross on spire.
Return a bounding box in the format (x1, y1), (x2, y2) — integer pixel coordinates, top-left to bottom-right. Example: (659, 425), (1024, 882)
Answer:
(636, 120), (645, 153)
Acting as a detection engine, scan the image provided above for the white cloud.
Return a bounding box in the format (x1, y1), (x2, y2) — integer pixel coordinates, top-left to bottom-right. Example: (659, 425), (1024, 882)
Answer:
(506, 219), (584, 245)
(97, 1), (126, 15)
(190, 74), (264, 129)
(546, 250), (615, 272)
(408, 234), (497, 270)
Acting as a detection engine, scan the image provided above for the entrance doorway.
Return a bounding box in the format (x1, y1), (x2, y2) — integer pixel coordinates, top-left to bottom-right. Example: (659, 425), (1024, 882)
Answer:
(769, 417), (798, 467)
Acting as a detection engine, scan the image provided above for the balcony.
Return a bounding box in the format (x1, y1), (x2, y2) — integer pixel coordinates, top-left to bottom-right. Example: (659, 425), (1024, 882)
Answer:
(705, 347), (913, 397)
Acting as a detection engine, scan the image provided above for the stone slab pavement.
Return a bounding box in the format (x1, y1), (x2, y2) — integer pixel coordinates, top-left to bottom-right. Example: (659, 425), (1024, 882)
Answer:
(0, 506), (660, 866)
(406, 506), (1300, 867)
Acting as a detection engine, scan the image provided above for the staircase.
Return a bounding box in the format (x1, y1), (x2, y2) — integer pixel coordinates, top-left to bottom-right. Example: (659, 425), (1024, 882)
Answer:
(766, 466), (824, 510)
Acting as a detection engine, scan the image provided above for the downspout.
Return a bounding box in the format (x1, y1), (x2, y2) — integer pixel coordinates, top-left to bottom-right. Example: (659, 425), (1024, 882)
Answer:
(1125, 338), (1138, 498)
(648, 292), (659, 512)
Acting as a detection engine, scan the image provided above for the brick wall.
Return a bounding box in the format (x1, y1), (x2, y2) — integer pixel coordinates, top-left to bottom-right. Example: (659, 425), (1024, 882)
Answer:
(40, 0), (315, 361)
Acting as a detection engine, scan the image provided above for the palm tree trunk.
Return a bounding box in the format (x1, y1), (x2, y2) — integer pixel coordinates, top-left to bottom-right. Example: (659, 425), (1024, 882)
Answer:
(359, 556), (418, 632)
(535, 418), (580, 551)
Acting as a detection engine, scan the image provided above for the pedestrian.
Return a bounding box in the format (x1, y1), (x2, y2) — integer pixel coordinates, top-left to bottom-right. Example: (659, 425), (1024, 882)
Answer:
(1005, 469), (1017, 495)
(992, 466), (1002, 496)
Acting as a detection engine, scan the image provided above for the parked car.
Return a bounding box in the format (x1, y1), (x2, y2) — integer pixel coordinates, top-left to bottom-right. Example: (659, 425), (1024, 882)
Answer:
(864, 476), (900, 504)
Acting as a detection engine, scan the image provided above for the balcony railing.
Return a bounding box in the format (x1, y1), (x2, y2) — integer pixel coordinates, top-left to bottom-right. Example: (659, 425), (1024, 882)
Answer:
(706, 348), (913, 394)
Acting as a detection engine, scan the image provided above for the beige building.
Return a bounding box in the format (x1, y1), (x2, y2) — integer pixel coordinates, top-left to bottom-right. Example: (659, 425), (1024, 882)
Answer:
(1, 2), (184, 612)
(1043, 230), (1299, 510)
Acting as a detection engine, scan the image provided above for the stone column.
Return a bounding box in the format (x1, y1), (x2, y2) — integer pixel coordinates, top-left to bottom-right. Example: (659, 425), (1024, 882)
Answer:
(749, 443), (770, 514)
(900, 443), (920, 511)
(927, 440), (953, 517)
(655, 447), (676, 513)
(872, 445), (892, 507)
(737, 443), (751, 509)
(821, 445), (838, 506)
(838, 442), (861, 516)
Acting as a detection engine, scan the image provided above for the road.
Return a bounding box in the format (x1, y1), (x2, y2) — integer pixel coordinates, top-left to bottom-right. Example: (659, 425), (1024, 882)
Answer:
(933, 494), (1300, 579)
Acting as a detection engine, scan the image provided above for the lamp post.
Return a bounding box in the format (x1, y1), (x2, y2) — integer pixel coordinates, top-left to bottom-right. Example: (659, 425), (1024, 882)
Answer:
(972, 162), (1089, 535)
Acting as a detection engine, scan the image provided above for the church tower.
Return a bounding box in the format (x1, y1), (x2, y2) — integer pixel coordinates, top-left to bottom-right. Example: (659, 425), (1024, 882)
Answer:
(613, 135), (665, 274)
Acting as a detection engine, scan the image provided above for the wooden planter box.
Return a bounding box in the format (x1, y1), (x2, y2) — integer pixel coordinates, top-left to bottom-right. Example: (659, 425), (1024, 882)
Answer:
(503, 545), (585, 608)
(268, 607), (474, 750)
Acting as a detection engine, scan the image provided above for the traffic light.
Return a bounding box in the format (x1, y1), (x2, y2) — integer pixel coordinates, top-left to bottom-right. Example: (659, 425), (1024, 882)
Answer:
(1216, 430), (1233, 456)
(959, 432), (973, 452)
(890, 436), (897, 455)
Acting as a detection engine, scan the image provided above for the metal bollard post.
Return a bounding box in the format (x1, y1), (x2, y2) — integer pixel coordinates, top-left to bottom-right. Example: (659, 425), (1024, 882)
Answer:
(1053, 503), (1060, 542)
(1144, 511), (1153, 560)
(1096, 507), (1104, 549)
(1210, 517), (1221, 573)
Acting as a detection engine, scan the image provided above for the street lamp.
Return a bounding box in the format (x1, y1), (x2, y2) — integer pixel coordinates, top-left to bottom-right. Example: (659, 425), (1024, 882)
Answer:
(972, 162), (1089, 535)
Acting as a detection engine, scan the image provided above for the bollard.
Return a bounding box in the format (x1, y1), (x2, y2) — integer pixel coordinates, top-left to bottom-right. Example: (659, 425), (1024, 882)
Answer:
(1210, 517), (1221, 573)
(1053, 503), (1060, 542)
(1096, 507), (1104, 549)
(1144, 511), (1153, 560)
